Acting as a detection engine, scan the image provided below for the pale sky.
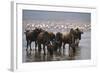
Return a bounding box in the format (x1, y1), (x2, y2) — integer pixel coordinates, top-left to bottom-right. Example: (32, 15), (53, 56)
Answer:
(23, 10), (91, 24)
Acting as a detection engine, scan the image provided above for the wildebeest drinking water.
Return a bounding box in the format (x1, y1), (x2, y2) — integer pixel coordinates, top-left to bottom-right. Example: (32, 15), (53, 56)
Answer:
(47, 39), (59, 56)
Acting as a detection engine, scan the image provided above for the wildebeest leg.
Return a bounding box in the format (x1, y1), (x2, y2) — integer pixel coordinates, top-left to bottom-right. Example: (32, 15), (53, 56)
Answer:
(29, 41), (32, 51)
(69, 44), (74, 57)
(43, 44), (46, 55)
(38, 44), (41, 55)
(28, 41), (32, 55)
(76, 43), (78, 47)
(50, 49), (53, 57)
(72, 44), (76, 55)
(75, 39), (79, 47)
(35, 41), (37, 52)
(58, 46), (61, 55)
(63, 43), (65, 55)
(73, 48), (76, 55)
(69, 44), (71, 57)
(26, 40), (29, 51)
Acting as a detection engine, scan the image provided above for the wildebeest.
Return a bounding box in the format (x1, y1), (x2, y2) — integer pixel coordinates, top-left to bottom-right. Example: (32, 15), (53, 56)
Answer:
(25, 28), (43, 52)
(74, 28), (83, 47)
(37, 31), (50, 55)
(62, 28), (76, 55)
(68, 28), (83, 57)
(61, 28), (83, 56)
(55, 32), (63, 54)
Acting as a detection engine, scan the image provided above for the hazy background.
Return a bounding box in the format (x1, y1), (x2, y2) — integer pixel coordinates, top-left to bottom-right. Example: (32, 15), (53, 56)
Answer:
(22, 10), (91, 32)
(23, 10), (91, 24)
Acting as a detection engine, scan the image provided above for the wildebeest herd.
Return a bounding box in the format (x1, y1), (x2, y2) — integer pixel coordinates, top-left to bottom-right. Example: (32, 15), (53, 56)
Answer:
(24, 27), (83, 57)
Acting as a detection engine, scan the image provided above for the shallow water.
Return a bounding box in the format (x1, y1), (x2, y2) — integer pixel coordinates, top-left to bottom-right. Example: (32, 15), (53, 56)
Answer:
(22, 30), (91, 62)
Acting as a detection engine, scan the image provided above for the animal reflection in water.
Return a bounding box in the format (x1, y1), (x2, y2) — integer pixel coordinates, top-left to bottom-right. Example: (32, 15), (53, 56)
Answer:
(24, 27), (83, 61)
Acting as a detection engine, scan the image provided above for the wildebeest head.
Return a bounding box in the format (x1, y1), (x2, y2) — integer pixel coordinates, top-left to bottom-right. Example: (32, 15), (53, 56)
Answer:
(33, 28), (44, 35)
(55, 32), (62, 42)
(75, 28), (83, 40)
(70, 28), (83, 41)
(48, 32), (55, 42)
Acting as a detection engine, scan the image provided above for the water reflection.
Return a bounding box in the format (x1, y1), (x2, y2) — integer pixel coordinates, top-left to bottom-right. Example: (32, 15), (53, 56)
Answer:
(24, 48), (78, 62)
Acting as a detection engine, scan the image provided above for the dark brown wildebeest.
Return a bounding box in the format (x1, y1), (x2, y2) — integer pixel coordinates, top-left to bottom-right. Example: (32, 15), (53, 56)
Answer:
(25, 28), (43, 52)
(74, 28), (83, 47)
(46, 32), (56, 56)
(55, 32), (63, 54)
(37, 31), (50, 55)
